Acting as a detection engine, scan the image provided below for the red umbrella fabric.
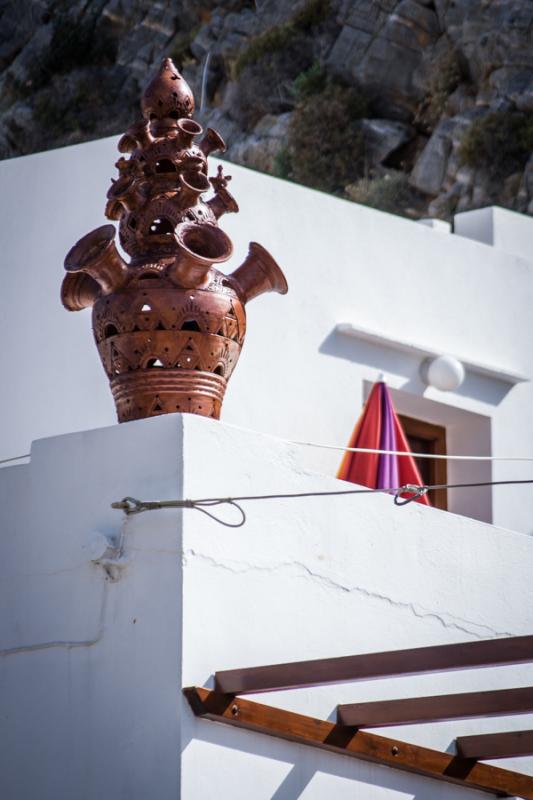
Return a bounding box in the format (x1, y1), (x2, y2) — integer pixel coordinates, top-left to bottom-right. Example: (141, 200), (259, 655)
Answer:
(337, 382), (431, 506)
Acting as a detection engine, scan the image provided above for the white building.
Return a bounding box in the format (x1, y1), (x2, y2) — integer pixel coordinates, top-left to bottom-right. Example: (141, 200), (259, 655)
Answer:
(1, 138), (533, 799)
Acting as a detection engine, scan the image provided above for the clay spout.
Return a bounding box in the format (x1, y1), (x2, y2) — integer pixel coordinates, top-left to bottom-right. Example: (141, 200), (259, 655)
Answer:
(105, 198), (124, 221)
(63, 225), (128, 303)
(228, 242), (288, 304)
(107, 176), (145, 213)
(178, 171), (211, 209)
(118, 119), (153, 153)
(61, 273), (101, 311)
(199, 127), (226, 157)
(170, 222), (233, 288)
(177, 118), (203, 149)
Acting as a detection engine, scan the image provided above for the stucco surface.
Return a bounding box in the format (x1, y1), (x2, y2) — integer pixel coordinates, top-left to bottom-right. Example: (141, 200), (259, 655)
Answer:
(0, 417), (185, 800)
(1, 415), (532, 798)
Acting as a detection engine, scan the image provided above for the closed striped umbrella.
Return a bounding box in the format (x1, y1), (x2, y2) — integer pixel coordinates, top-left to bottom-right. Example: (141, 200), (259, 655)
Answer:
(337, 382), (430, 505)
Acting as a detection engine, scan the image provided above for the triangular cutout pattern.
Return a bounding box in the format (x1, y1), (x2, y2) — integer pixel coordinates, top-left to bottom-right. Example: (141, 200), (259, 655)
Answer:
(112, 337), (139, 371)
(181, 319), (202, 333)
(224, 318), (239, 341)
(175, 337), (203, 371)
(147, 396), (166, 415)
(109, 342), (128, 374)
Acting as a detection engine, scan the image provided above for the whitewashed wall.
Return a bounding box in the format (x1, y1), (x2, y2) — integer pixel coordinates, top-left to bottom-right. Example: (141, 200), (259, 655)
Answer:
(1, 415), (532, 800)
(0, 417), (185, 799)
(454, 206), (533, 262)
(1, 138), (532, 532)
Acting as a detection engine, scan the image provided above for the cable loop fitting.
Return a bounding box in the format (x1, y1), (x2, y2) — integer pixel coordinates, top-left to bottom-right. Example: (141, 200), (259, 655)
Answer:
(111, 496), (246, 528)
(394, 485), (429, 506)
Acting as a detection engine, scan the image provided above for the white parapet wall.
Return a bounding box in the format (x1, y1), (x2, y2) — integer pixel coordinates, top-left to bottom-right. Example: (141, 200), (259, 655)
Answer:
(1, 414), (532, 799)
(454, 206), (533, 263)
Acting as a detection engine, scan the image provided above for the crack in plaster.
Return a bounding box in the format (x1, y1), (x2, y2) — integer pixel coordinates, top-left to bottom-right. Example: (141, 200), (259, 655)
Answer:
(0, 582), (109, 658)
(183, 549), (514, 639)
(128, 545), (180, 555)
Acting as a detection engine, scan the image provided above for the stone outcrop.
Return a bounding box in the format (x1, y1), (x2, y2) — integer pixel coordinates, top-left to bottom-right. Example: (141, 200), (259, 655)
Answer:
(329, 0), (441, 119)
(227, 112), (292, 173)
(1, 0), (532, 219)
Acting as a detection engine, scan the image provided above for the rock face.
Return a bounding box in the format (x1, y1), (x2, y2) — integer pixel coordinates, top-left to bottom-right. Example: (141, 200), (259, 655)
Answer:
(329, 0), (441, 119)
(1, 0), (533, 219)
(227, 112), (292, 173)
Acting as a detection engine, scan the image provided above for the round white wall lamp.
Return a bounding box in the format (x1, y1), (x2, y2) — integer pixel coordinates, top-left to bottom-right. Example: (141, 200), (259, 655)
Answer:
(420, 354), (465, 392)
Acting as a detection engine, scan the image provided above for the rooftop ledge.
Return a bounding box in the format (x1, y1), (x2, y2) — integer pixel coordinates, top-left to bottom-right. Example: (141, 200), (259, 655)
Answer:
(453, 206), (533, 264)
(336, 322), (528, 388)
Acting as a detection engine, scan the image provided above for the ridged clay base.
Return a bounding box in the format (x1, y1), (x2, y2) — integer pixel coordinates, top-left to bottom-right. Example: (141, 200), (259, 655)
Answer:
(111, 369), (227, 422)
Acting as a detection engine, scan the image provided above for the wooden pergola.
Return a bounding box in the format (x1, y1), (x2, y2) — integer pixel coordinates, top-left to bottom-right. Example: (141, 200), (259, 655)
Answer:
(185, 635), (533, 798)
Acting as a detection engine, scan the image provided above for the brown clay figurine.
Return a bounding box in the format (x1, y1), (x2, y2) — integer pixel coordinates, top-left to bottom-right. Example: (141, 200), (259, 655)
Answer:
(61, 57), (288, 422)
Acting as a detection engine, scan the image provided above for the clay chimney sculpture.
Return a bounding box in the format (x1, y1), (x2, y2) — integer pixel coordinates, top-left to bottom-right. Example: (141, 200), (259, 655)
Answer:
(61, 58), (288, 421)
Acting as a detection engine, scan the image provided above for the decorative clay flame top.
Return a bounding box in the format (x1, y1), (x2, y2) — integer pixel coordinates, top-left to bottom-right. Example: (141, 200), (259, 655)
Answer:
(140, 57), (195, 123)
(61, 57), (288, 424)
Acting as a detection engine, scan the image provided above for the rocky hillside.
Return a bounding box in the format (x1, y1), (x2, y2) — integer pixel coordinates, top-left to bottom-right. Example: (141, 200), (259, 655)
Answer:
(2, 0), (533, 219)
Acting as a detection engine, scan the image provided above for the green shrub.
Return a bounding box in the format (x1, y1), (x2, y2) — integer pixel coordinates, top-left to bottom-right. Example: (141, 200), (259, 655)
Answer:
(292, 0), (331, 29)
(33, 80), (101, 137)
(32, 66), (136, 145)
(345, 172), (414, 216)
(235, 25), (294, 76)
(286, 81), (368, 194)
(170, 26), (200, 69)
(234, 0), (330, 77)
(273, 147), (293, 180)
(292, 62), (327, 100)
(233, 33), (313, 127)
(459, 110), (533, 177)
(415, 48), (462, 131)
(29, 10), (119, 92)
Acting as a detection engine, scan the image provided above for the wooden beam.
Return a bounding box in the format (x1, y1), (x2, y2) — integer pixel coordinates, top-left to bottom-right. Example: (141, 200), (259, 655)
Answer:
(183, 687), (533, 799)
(457, 730), (533, 760)
(214, 634), (533, 695)
(337, 687), (533, 728)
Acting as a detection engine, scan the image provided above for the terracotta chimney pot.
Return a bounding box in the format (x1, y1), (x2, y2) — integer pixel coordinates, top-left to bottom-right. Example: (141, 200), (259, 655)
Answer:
(61, 57), (288, 422)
